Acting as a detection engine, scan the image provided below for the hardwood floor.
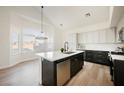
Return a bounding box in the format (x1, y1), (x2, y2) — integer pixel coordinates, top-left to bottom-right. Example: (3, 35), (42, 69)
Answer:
(67, 62), (113, 86)
(0, 59), (40, 86)
(0, 60), (113, 86)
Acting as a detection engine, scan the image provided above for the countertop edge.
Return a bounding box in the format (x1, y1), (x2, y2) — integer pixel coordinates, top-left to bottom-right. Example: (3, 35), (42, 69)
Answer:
(111, 54), (124, 61)
(36, 51), (84, 62)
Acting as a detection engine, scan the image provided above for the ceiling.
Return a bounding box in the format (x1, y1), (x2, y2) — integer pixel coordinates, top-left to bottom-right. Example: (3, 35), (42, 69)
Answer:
(43, 6), (110, 30)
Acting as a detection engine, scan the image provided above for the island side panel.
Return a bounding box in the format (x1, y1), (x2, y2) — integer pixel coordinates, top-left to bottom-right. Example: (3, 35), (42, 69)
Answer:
(42, 59), (57, 86)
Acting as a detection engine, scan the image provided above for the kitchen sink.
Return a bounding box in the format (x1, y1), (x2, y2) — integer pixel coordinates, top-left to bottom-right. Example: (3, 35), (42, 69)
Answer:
(63, 51), (75, 54)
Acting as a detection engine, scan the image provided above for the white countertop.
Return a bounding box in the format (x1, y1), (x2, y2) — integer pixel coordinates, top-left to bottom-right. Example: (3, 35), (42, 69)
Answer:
(36, 50), (84, 62)
(111, 54), (124, 61)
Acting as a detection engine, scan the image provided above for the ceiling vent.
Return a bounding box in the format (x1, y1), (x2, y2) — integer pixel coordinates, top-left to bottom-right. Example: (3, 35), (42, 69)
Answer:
(85, 12), (91, 17)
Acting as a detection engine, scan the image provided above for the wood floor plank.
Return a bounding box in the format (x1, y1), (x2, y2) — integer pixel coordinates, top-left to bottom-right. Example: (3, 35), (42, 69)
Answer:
(0, 59), (40, 86)
(67, 62), (113, 86)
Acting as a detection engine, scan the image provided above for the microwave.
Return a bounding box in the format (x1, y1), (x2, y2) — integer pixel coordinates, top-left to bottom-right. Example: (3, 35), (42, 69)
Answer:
(119, 27), (124, 42)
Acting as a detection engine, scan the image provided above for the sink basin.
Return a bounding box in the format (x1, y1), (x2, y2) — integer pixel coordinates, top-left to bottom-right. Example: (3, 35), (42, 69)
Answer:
(63, 51), (75, 54)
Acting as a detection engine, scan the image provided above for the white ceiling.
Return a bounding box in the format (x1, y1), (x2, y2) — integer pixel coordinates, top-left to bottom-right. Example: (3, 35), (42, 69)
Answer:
(43, 6), (110, 30)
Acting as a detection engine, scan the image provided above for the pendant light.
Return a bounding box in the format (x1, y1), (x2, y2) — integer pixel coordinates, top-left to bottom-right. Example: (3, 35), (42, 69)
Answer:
(35, 6), (48, 40)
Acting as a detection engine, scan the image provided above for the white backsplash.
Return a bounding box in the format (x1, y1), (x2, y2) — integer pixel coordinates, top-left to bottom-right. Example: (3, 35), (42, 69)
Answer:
(78, 43), (124, 51)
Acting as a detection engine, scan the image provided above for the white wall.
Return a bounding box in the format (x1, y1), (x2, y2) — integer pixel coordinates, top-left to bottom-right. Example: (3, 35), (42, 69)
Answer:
(54, 29), (64, 51)
(9, 6), (41, 23)
(109, 6), (114, 25)
(82, 44), (124, 51)
(0, 7), (10, 68)
(43, 13), (64, 51)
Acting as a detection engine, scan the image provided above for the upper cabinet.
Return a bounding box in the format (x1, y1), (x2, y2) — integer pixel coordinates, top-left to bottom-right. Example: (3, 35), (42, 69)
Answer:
(99, 30), (106, 43)
(106, 28), (116, 43)
(93, 31), (99, 43)
(78, 32), (87, 43)
(78, 31), (99, 44)
(77, 27), (116, 44)
(78, 33), (83, 44)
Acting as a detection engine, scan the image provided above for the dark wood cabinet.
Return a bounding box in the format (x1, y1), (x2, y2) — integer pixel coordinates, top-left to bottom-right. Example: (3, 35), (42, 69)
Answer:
(42, 59), (57, 86)
(42, 52), (84, 86)
(85, 50), (109, 65)
(94, 51), (109, 65)
(70, 53), (84, 77)
(85, 50), (94, 62)
(113, 60), (124, 86)
(111, 51), (124, 55)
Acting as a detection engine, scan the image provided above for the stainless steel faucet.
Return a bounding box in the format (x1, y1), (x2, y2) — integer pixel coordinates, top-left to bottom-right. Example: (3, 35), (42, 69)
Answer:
(64, 41), (69, 52)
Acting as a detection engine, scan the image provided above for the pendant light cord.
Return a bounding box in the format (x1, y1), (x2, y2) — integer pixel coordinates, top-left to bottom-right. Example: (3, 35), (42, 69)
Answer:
(41, 6), (43, 34)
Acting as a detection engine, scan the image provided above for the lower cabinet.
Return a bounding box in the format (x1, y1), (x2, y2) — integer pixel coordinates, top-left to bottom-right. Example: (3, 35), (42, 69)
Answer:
(70, 53), (84, 77)
(113, 60), (124, 86)
(85, 50), (109, 65)
(42, 52), (84, 86)
(85, 50), (94, 62)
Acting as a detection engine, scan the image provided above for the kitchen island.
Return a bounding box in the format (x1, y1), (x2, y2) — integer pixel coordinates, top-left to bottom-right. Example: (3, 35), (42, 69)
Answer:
(36, 51), (84, 86)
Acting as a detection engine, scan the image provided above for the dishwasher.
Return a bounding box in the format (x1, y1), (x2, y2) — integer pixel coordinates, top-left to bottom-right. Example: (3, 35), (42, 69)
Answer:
(57, 59), (70, 86)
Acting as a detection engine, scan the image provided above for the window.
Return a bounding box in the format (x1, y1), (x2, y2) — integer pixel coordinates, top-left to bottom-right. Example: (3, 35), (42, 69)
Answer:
(22, 35), (35, 52)
(22, 28), (36, 53)
(12, 32), (19, 55)
(11, 24), (56, 55)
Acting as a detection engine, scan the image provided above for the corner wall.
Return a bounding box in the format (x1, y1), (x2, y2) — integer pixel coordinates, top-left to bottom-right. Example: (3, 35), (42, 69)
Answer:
(0, 7), (10, 68)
